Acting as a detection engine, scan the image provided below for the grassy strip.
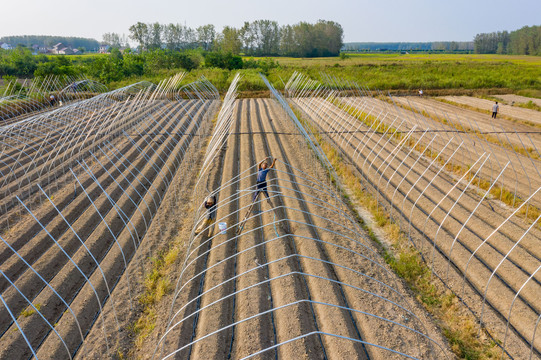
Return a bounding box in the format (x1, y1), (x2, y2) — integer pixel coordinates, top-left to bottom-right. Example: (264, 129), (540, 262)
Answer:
(477, 94), (509, 104)
(332, 98), (541, 226)
(514, 100), (541, 112)
(292, 107), (502, 359)
(128, 247), (177, 348)
(516, 89), (541, 99)
(19, 303), (41, 317)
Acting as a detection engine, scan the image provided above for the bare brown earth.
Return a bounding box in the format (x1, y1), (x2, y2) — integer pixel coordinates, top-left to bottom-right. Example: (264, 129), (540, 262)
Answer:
(149, 99), (451, 359)
(0, 96), (457, 359)
(292, 96), (541, 359)
(79, 116), (210, 359)
(0, 99), (217, 359)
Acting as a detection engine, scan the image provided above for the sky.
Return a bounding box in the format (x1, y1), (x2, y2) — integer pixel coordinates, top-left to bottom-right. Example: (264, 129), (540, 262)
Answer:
(1, 0), (540, 43)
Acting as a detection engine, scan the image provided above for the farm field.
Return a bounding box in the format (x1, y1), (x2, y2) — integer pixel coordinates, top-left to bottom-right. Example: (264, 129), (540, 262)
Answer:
(436, 95), (541, 125)
(270, 53), (541, 67)
(146, 97), (451, 359)
(286, 72), (541, 359)
(494, 94), (541, 107)
(0, 74), (219, 359)
(1, 70), (541, 360)
(103, 53), (541, 93)
(386, 95), (541, 204)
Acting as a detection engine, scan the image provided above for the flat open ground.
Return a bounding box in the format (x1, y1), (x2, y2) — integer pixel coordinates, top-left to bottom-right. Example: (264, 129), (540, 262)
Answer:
(0, 92), (453, 359)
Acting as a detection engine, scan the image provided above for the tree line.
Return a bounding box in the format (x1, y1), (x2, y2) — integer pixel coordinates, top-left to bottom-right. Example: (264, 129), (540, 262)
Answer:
(0, 36), (99, 51)
(343, 42), (474, 52)
(474, 25), (541, 55)
(0, 45), (278, 83)
(123, 20), (343, 57)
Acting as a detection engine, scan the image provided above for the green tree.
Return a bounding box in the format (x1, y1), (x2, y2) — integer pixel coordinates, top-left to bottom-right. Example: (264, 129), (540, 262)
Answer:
(34, 56), (77, 76)
(7, 46), (38, 76)
(163, 23), (182, 50)
(110, 47), (123, 60)
(279, 25), (296, 56)
(102, 32), (122, 47)
(197, 24), (216, 51)
(149, 23), (163, 50)
(123, 52), (145, 76)
(219, 26), (242, 54)
(129, 22), (149, 51)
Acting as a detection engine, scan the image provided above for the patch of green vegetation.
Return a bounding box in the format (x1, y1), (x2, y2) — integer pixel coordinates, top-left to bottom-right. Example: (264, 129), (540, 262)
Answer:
(131, 248), (176, 348)
(20, 303), (41, 317)
(516, 89), (541, 99)
(477, 94), (508, 104)
(2, 48), (540, 94)
(515, 100), (541, 112)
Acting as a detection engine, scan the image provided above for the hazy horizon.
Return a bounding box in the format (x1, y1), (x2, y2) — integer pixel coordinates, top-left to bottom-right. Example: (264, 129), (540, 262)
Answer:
(1, 0), (539, 44)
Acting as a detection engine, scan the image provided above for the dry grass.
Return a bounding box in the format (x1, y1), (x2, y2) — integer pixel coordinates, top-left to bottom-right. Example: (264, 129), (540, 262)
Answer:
(128, 220), (189, 351)
(515, 100), (541, 112)
(517, 89), (541, 99)
(130, 250), (173, 348)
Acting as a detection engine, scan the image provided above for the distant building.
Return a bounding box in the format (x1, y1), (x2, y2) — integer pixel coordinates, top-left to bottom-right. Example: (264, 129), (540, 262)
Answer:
(0, 42), (13, 50)
(52, 42), (65, 54)
(51, 42), (75, 55)
(60, 48), (74, 55)
(99, 44), (110, 53)
(31, 44), (49, 55)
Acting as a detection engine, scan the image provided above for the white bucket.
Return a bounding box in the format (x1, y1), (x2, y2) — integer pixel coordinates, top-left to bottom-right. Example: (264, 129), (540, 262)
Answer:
(218, 222), (227, 234)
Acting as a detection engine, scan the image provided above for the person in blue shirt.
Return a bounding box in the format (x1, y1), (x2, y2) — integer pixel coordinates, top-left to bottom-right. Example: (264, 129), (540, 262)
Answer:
(253, 157), (276, 202)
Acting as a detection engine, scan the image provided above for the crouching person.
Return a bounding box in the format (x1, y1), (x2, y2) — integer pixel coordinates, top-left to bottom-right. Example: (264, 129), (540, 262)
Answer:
(195, 195), (217, 235)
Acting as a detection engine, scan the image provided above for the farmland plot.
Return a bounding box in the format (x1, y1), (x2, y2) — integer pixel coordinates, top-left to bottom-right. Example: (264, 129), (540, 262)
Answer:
(152, 76), (451, 359)
(286, 72), (541, 359)
(0, 74), (220, 359)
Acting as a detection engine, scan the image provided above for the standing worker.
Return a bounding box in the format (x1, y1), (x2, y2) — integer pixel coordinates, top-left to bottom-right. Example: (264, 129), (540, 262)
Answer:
(195, 195), (217, 235)
(492, 101), (499, 119)
(418, 89), (423, 97)
(238, 157), (287, 235)
(253, 157), (276, 202)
